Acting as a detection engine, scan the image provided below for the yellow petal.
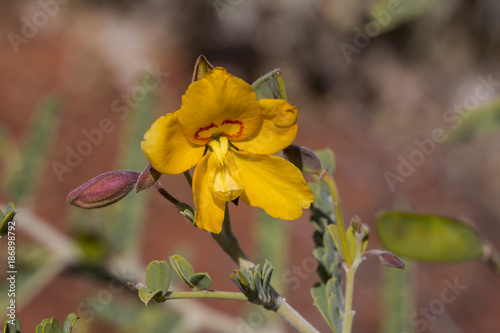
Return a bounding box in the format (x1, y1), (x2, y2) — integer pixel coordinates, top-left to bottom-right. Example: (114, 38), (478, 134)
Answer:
(233, 99), (298, 155)
(141, 112), (204, 174)
(178, 68), (262, 145)
(233, 150), (314, 220)
(192, 153), (226, 233)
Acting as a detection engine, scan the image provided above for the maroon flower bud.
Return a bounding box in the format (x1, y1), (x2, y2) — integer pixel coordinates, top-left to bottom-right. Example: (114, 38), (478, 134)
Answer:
(67, 170), (140, 209)
(363, 250), (405, 270)
(378, 251), (405, 269)
(136, 163), (161, 193)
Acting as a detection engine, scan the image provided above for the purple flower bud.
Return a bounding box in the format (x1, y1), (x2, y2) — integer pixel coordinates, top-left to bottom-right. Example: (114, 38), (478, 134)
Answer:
(136, 163), (161, 193)
(363, 250), (405, 269)
(379, 251), (406, 269)
(67, 170), (140, 209)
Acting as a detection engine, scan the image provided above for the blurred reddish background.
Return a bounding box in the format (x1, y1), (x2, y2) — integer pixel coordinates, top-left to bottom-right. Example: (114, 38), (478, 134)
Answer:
(1, 1), (500, 332)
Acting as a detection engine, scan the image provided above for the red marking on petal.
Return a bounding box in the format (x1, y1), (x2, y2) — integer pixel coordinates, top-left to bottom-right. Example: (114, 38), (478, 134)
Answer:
(221, 120), (244, 139)
(194, 123), (217, 141)
(194, 120), (244, 141)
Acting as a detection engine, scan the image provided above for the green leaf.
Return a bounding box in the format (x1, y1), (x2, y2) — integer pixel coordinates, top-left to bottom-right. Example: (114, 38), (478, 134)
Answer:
(170, 255), (195, 288)
(50, 318), (62, 333)
(251, 69), (288, 101)
(176, 202), (195, 223)
(376, 212), (483, 262)
(345, 225), (357, 262)
(327, 225), (346, 262)
(62, 313), (78, 333)
(315, 148), (335, 173)
(255, 211), (288, 293)
(311, 283), (339, 333)
(0, 202), (17, 238)
(367, 0), (442, 33)
(381, 262), (415, 333)
(138, 287), (163, 306)
(326, 278), (343, 333)
(192, 55), (214, 82)
(3, 318), (21, 333)
(42, 321), (54, 333)
(446, 100), (500, 143)
(102, 78), (154, 255)
(6, 97), (61, 203)
(189, 273), (212, 290)
(145, 260), (171, 297)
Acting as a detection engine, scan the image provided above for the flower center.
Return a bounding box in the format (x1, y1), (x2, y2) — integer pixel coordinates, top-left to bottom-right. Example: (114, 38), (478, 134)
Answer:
(207, 136), (244, 202)
(194, 120), (244, 141)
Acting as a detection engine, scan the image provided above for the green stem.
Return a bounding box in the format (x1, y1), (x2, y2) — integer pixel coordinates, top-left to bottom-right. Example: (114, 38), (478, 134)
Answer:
(210, 205), (320, 333)
(276, 297), (320, 333)
(342, 231), (364, 333)
(321, 171), (352, 266)
(210, 204), (253, 269)
(166, 291), (248, 301)
(157, 177), (320, 332)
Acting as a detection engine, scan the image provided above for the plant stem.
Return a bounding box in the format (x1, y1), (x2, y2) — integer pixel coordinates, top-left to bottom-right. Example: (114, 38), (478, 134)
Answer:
(321, 171), (352, 266)
(342, 230), (364, 333)
(210, 205), (320, 333)
(210, 204), (254, 269)
(183, 170), (193, 187)
(166, 291), (248, 301)
(276, 297), (321, 333)
(156, 179), (320, 332)
(154, 182), (180, 205)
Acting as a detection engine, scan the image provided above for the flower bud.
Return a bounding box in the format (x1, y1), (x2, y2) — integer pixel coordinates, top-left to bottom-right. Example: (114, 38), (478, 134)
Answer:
(192, 55), (214, 82)
(282, 145), (322, 174)
(378, 251), (405, 269)
(136, 163), (161, 193)
(67, 170), (140, 209)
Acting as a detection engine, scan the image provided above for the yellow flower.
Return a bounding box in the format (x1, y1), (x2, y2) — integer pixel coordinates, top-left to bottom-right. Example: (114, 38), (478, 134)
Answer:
(141, 67), (314, 233)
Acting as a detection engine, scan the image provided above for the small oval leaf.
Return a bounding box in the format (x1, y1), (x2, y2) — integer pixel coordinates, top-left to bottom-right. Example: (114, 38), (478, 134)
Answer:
(376, 212), (483, 262)
(170, 255), (195, 288)
(62, 313), (79, 333)
(0, 202), (17, 238)
(42, 321), (54, 333)
(190, 273), (212, 290)
(251, 69), (288, 101)
(145, 260), (171, 296)
(138, 286), (162, 306)
(50, 318), (62, 333)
